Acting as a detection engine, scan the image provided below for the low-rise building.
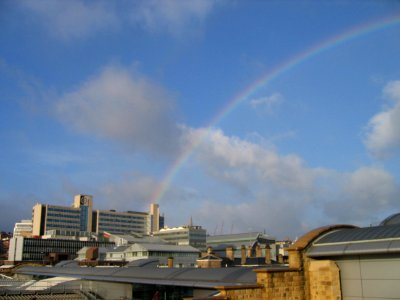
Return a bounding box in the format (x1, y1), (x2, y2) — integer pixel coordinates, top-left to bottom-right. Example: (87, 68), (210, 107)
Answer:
(104, 243), (200, 267)
(13, 219), (32, 238)
(207, 232), (276, 263)
(8, 236), (114, 264)
(153, 224), (207, 250)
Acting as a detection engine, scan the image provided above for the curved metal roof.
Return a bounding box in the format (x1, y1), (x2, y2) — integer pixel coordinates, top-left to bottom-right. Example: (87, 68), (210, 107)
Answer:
(306, 224), (400, 257)
(380, 212), (400, 226)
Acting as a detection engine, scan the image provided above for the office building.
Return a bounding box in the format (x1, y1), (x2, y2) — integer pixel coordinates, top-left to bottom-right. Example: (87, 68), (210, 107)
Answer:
(31, 195), (163, 236)
(8, 236), (114, 263)
(32, 194), (93, 236)
(153, 225), (207, 250)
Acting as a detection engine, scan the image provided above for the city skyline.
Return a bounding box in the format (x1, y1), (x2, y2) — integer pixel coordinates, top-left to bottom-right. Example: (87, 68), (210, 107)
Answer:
(1, 1), (400, 238)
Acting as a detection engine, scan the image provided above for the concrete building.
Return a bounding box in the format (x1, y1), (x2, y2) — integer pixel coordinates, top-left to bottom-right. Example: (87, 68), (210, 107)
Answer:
(8, 236), (114, 264)
(31, 195), (163, 236)
(153, 224), (207, 250)
(13, 219), (32, 237)
(32, 195), (93, 236)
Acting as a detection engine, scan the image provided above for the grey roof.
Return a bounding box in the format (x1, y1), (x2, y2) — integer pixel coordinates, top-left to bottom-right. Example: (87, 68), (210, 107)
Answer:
(207, 232), (275, 244)
(380, 212), (400, 226)
(107, 245), (130, 253)
(111, 234), (168, 244)
(16, 265), (263, 288)
(135, 243), (200, 253)
(307, 224), (400, 257)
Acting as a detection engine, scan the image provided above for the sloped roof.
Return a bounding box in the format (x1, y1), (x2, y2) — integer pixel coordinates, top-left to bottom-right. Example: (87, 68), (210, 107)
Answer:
(127, 243), (200, 253)
(207, 232), (274, 244)
(16, 265), (262, 288)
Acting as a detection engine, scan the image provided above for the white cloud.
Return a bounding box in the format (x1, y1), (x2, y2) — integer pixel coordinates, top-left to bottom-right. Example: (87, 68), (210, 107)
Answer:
(19, 0), (119, 40)
(171, 127), (400, 238)
(249, 93), (284, 113)
(129, 0), (219, 37)
(54, 65), (180, 157)
(365, 80), (400, 158)
(19, 0), (221, 40)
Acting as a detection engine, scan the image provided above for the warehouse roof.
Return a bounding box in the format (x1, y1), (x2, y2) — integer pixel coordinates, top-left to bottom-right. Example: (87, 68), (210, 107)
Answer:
(16, 265), (265, 288)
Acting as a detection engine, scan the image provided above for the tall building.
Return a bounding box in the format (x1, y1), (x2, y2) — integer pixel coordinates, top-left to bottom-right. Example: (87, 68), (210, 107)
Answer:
(32, 194), (93, 236)
(31, 195), (162, 236)
(94, 209), (149, 235)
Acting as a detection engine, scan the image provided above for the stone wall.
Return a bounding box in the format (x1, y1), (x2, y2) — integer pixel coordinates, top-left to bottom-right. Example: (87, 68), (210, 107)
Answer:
(307, 260), (341, 300)
(255, 268), (305, 300)
(216, 284), (262, 300)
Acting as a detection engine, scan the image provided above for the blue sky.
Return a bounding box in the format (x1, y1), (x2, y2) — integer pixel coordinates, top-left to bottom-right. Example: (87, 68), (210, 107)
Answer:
(1, 1), (400, 238)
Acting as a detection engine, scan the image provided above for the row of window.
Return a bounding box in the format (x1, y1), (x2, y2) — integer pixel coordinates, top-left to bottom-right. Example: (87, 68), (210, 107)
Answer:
(98, 223), (145, 230)
(98, 212), (146, 220)
(47, 213), (80, 219)
(47, 207), (79, 214)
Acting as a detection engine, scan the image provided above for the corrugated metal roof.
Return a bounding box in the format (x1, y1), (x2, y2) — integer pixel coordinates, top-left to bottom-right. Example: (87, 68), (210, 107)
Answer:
(314, 224), (400, 244)
(16, 265), (261, 288)
(307, 224), (400, 257)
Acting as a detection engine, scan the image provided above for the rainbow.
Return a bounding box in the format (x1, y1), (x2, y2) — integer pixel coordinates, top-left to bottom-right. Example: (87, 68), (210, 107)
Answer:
(150, 14), (400, 204)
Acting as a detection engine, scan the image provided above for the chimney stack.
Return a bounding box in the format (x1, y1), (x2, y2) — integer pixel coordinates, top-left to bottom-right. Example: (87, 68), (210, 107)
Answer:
(241, 245), (246, 265)
(226, 246), (234, 261)
(167, 257), (174, 268)
(265, 244), (271, 264)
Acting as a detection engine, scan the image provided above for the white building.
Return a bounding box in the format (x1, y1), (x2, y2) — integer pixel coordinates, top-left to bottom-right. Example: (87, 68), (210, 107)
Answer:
(153, 225), (207, 250)
(13, 219), (32, 237)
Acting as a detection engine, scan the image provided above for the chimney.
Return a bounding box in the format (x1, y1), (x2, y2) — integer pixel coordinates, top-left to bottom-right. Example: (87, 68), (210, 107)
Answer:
(167, 257), (174, 268)
(226, 246), (234, 261)
(278, 254), (284, 264)
(241, 245), (246, 265)
(247, 245), (252, 258)
(255, 244), (262, 257)
(265, 244), (271, 264)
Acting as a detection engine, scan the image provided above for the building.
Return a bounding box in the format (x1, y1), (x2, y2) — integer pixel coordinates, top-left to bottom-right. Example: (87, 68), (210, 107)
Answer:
(13, 219), (32, 237)
(13, 214), (400, 299)
(8, 236), (114, 264)
(104, 243), (200, 267)
(95, 209), (150, 235)
(32, 194), (93, 236)
(153, 224), (207, 250)
(105, 232), (168, 247)
(31, 195), (163, 236)
(207, 232), (276, 263)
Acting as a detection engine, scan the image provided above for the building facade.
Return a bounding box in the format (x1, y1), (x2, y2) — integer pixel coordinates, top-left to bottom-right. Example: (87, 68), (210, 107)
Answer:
(32, 195), (93, 236)
(13, 219), (33, 237)
(8, 236), (114, 263)
(31, 195), (162, 236)
(153, 225), (207, 250)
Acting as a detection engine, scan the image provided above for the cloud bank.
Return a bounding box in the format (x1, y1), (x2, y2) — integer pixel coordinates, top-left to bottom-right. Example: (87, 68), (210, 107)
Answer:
(173, 127), (400, 237)
(365, 80), (400, 158)
(19, 0), (221, 40)
(54, 65), (180, 157)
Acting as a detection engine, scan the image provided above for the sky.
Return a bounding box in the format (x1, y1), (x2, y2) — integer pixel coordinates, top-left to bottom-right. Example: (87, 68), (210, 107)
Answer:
(1, 0), (400, 239)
